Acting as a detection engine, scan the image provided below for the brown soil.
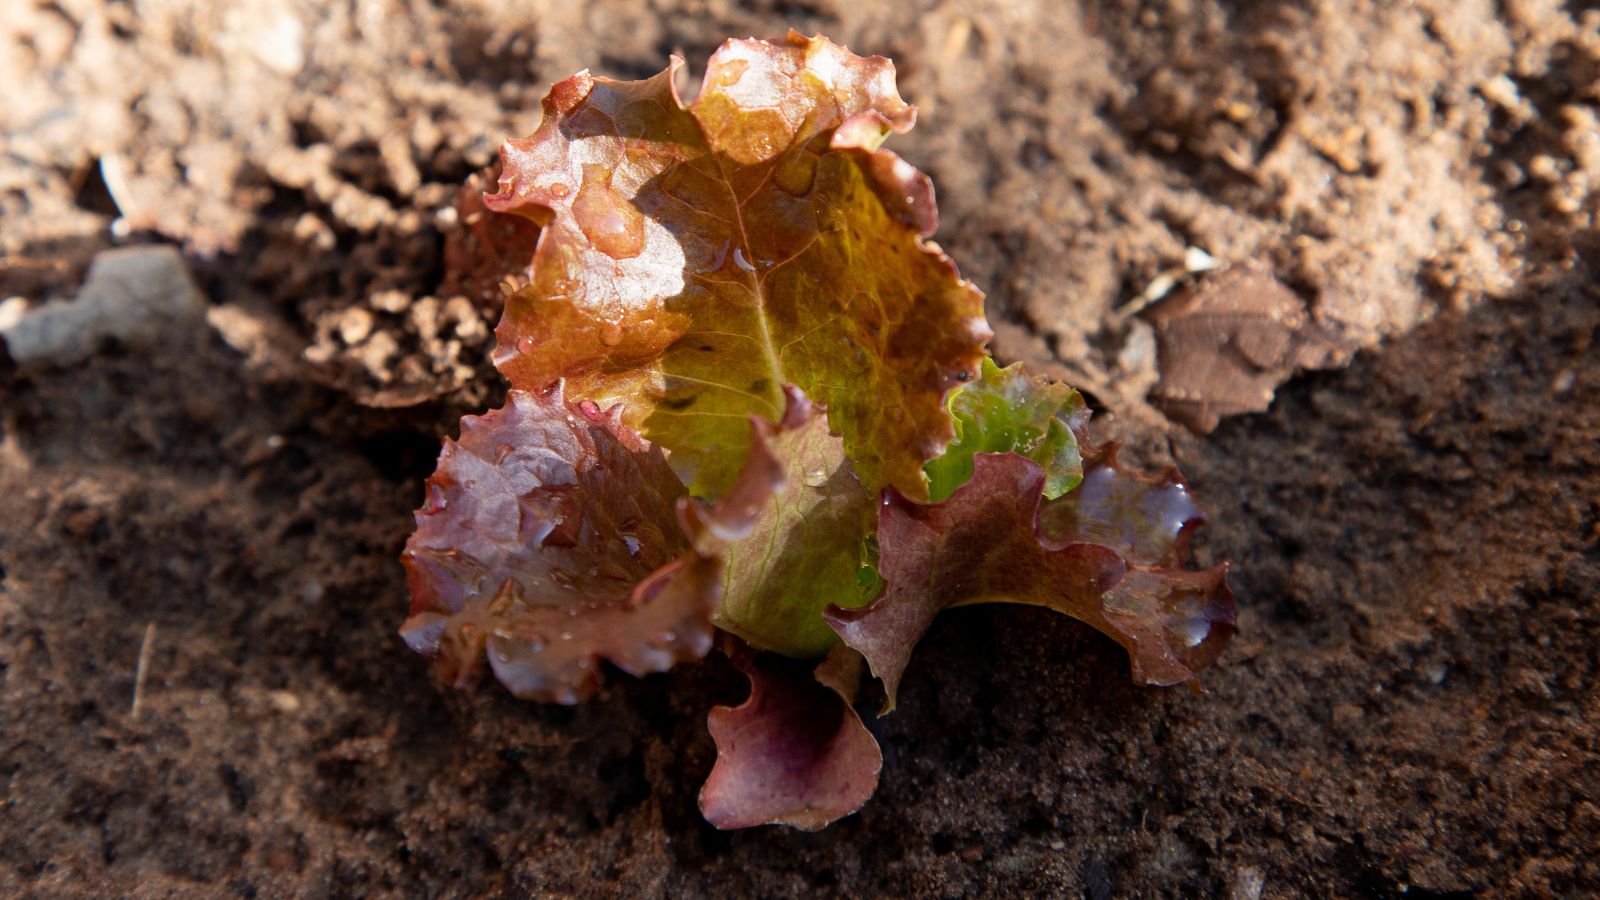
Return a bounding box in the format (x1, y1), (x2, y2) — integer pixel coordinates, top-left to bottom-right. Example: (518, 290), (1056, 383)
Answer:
(2, 1), (1597, 896)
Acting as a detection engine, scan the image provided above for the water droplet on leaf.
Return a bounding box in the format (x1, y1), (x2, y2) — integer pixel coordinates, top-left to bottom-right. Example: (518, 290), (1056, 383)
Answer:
(1174, 616), (1210, 648)
(573, 163), (646, 259)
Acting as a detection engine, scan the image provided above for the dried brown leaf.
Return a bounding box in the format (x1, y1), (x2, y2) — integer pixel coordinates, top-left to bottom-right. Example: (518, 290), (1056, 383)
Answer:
(1147, 264), (1351, 432)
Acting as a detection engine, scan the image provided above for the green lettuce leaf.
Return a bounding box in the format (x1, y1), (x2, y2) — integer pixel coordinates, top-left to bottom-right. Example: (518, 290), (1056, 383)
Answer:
(677, 386), (876, 658)
(924, 357), (1089, 502)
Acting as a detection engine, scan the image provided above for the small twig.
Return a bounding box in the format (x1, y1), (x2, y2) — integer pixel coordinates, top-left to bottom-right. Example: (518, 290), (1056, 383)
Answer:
(130, 622), (156, 721)
(1113, 246), (1221, 320)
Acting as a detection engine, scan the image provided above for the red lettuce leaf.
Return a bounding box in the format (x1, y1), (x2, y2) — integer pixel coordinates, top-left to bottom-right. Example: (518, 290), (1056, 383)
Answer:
(700, 643), (881, 830)
(483, 31), (990, 499)
(1039, 444), (1203, 566)
(400, 381), (718, 704)
(440, 168), (541, 309)
(826, 452), (1235, 711)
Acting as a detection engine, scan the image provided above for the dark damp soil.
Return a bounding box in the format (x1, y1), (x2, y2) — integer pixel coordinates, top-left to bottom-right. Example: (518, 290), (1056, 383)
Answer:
(2, 1), (1597, 897)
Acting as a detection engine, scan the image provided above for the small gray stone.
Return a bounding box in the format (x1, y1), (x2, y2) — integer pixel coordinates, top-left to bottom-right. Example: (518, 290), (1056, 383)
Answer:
(0, 245), (204, 368)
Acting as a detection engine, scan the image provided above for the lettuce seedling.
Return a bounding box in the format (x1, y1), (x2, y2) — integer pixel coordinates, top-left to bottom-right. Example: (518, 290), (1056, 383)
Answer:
(401, 32), (1235, 830)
